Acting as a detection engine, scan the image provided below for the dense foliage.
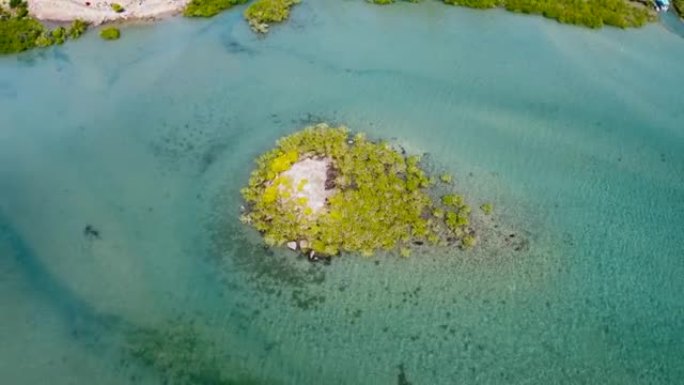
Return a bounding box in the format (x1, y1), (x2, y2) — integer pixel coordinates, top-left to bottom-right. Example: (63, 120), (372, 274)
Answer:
(0, 6), (43, 54)
(244, 0), (300, 33)
(241, 124), (482, 257)
(111, 3), (125, 13)
(100, 26), (121, 40)
(500, 0), (653, 28)
(373, 0), (654, 28)
(0, 3), (89, 55)
(183, 0), (248, 17)
(675, 0), (684, 18)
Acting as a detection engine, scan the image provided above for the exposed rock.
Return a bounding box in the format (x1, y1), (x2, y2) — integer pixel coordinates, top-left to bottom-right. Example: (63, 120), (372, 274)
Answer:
(286, 241), (297, 251)
(281, 157), (336, 214)
(308, 250), (318, 262)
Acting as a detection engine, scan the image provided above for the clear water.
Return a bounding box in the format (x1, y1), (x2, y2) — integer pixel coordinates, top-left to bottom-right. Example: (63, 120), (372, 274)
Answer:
(1, 1), (683, 384)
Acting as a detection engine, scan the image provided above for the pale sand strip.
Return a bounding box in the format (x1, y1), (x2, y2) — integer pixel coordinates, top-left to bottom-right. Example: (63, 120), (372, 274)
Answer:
(27, 0), (190, 25)
(281, 158), (335, 214)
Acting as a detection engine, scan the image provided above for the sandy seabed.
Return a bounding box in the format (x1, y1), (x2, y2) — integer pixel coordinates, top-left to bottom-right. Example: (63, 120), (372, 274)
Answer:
(26, 0), (190, 24)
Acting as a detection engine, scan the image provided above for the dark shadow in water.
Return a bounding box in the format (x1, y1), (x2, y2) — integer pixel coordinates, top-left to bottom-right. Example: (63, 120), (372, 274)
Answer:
(0, 212), (121, 339)
(207, 203), (329, 311)
(0, 212), (277, 385)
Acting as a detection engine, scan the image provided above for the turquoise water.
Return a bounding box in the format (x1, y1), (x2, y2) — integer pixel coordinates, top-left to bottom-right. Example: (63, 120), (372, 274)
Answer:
(1, 1), (684, 384)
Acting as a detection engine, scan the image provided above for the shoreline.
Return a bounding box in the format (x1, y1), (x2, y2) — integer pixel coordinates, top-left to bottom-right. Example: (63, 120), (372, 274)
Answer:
(27, 0), (190, 26)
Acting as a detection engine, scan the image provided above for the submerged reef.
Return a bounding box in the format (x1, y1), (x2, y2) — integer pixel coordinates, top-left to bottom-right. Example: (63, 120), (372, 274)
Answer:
(0, 2), (88, 55)
(240, 124), (485, 259)
(124, 321), (268, 385)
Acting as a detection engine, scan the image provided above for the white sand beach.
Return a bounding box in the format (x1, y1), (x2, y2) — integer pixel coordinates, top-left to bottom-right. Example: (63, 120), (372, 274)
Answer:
(26, 0), (190, 25)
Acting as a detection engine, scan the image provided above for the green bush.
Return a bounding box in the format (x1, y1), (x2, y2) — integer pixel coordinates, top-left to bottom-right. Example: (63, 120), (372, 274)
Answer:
(444, 0), (501, 9)
(244, 0), (300, 33)
(68, 19), (89, 39)
(461, 234), (477, 249)
(480, 202), (493, 215)
(51, 26), (67, 44)
(440, 0), (654, 28)
(34, 33), (53, 48)
(100, 26), (121, 40)
(183, 0), (248, 17)
(675, 0), (684, 18)
(111, 3), (125, 13)
(0, 15), (45, 54)
(0, 4), (89, 55)
(439, 174), (453, 184)
(15, 6), (28, 18)
(241, 124), (479, 257)
(9, 0), (23, 9)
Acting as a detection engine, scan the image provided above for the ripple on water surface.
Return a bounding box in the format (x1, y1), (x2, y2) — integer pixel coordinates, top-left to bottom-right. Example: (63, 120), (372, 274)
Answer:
(1, 0), (683, 384)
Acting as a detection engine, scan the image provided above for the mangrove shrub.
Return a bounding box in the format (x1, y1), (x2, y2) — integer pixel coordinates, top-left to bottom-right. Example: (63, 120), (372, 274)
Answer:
(183, 0), (248, 17)
(372, 0), (656, 28)
(240, 124), (479, 257)
(244, 0), (300, 33)
(0, 4), (89, 55)
(111, 3), (125, 13)
(100, 26), (121, 40)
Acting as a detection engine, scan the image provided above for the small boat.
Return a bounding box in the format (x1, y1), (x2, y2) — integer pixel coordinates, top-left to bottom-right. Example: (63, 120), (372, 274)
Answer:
(655, 0), (670, 12)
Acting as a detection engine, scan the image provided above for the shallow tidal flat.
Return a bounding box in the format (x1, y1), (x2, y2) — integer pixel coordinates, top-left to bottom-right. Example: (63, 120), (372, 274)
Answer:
(1, 1), (684, 384)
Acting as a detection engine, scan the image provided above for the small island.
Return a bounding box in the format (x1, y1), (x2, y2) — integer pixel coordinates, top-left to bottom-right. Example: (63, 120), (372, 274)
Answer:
(240, 124), (488, 260)
(99, 26), (121, 40)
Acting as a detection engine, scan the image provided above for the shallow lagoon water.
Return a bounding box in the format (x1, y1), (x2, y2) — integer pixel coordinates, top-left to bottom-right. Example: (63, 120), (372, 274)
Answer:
(1, 1), (684, 384)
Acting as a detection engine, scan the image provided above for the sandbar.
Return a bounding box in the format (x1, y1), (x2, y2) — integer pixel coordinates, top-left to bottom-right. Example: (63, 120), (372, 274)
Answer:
(26, 0), (190, 25)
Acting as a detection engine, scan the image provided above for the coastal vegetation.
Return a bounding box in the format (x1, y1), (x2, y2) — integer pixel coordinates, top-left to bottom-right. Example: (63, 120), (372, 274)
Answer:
(373, 0), (654, 28)
(240, 124), (483, 258)
(0, 1), (89, 55)
(0, 0), (667, 56)
(244, 0), (300, 33)
(675, 0), (684, 17)
(183, 0), (248, 17)
(100, 26), (121, 40)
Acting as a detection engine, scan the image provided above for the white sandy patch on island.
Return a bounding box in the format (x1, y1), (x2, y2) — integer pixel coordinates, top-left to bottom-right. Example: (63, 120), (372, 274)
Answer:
(281, 157), (335, 214)
(27, 0), (190, 25)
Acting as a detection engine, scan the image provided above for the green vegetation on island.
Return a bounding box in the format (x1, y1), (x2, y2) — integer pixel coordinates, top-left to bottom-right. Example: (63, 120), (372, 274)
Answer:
(244, 0), (300, 33)
(240, 124), (482, 258)
(372, 0), (654, 29)
(1, 2), (89, 55)
(183, 0), (248, 17)
(100, 26), (121, 40)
